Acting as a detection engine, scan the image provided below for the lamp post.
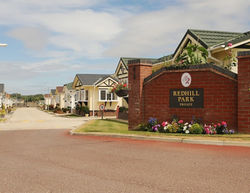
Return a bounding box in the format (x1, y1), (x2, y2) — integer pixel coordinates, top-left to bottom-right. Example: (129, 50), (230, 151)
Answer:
(0, 43), (8, 47)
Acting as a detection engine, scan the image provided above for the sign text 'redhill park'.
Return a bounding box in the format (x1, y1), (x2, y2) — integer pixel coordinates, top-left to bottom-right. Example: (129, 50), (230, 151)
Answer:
(169, 88), (204, 108)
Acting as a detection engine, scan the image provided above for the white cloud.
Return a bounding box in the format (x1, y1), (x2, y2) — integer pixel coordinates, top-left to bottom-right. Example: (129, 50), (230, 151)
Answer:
(105, 0), (250, 57)
(8, 27), (49, 50)
(0, 0), (249, 94)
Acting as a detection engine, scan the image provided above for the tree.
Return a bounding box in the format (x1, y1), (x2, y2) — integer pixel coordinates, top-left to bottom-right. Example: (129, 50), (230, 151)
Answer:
(175, 44), (208, 65)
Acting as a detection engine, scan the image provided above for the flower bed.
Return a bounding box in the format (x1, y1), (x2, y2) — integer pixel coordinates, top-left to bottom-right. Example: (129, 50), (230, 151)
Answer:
(137, 118), (235, 135)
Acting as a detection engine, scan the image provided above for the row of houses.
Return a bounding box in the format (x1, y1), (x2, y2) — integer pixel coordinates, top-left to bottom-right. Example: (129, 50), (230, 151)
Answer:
(44, 29), (250, 116)
(0, 84), (14, 109)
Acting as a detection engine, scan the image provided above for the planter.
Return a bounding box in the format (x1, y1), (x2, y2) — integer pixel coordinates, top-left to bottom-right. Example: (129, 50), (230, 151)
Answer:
(85, 114), (89, 117)
(115, 89), (128, 97)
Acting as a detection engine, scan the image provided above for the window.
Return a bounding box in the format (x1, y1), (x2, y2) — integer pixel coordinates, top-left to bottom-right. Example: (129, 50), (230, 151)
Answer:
(78, 89), (88, 101)
(99, 89), (117, 101)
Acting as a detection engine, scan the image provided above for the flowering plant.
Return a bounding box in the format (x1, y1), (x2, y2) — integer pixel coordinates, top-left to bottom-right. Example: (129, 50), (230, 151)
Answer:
(204, 124), (216, 134)
(111, 82), (128, 93)
(215, 121), (234, 134)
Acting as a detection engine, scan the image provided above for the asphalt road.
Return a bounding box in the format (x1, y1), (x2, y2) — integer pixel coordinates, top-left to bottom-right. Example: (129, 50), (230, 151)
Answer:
(0, 108), (87, 130)
(0, 108), (250, 193)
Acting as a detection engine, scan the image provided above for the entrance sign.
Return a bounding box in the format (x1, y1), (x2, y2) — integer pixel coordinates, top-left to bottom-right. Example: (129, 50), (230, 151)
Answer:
(181, 73), (191, 87)
(170, 88), (204, 108)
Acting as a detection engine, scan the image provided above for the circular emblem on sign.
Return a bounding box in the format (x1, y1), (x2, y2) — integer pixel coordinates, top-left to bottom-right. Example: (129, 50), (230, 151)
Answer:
(181, 73), (191, 87)
(99, 104), (105, 111)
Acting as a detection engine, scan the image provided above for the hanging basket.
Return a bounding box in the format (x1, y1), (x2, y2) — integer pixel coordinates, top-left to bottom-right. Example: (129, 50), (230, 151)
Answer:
(115, 89), (128, 97)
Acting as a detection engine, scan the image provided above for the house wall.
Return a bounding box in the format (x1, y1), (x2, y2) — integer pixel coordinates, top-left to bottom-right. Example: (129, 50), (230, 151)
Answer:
(75, 86), (122, 116)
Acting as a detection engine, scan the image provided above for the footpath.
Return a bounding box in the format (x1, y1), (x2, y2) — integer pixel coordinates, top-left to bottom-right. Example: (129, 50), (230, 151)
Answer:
(71, 130), (250, 148)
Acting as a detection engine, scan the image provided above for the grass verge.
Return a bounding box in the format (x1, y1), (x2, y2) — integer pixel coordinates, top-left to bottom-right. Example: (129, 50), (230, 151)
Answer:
(74, 119), (250, 142)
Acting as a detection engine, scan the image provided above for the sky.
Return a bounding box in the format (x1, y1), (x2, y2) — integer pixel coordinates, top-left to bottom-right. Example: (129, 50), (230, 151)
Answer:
(0, 0), (249, 95)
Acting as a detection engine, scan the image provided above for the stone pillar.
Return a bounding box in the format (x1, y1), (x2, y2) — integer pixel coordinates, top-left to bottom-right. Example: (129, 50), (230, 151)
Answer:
(128, 59), (152, 130)
(237, 51), (250, 133)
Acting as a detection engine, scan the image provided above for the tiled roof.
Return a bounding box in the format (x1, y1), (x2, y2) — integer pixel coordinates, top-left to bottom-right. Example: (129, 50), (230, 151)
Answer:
(64, 82), (73, 90)
(221, 31), (250, 47)
(76, 74), (111, 86)
(44, 94), (50, 98)
(189, 29), (243, 48)
(153, 54), (174, 64)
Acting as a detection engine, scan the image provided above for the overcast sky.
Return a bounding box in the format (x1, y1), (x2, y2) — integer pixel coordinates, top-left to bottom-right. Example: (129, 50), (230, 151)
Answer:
(0, 0), (249, 94)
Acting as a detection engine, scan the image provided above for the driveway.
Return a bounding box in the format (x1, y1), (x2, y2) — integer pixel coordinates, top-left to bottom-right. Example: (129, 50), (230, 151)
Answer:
(0, 107), (87, 130)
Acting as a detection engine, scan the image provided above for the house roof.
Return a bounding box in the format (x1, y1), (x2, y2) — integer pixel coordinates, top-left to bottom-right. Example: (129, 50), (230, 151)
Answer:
(50, 89), (56, 95)
(0, 84), (4, 93)
(188, 29), (243, 48)
(56, 86), (64, 93)
(44, 94), (50, 98)
(156, 29), (247, 64)
(64, 82), (73, 90)
(153, 54), (174, 64)
(120, 57), (158, 69)
(219, 31), (250, 48)
(76, 74), (111, 86)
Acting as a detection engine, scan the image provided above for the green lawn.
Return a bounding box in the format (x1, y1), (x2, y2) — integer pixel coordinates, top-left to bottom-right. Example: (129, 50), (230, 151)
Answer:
(75, 119), (250, 142)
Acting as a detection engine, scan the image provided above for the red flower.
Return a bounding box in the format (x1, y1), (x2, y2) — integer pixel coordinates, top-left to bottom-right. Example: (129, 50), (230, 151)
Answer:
(178, 120), (183, 124)
(221, 121), (227, 126)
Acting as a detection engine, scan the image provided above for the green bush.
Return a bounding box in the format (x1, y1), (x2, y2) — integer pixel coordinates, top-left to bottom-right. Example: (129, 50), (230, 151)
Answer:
(189, 123), (203, 134)
(119, 106), (128, 113)
(82, 106), (90, 115)
(136, 123), (148, 131)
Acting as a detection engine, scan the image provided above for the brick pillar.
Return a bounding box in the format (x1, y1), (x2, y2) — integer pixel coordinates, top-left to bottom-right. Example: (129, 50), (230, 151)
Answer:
(128, 59), (152, 130)
(237, 51), (250, 133)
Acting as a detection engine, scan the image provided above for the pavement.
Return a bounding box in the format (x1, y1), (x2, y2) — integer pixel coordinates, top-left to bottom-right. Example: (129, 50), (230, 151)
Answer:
(71, 131), (250, 147)
(0, 107), (250, 192)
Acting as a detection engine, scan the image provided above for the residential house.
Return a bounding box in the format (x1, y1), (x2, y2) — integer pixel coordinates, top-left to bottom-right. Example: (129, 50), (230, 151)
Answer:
(44, 94), (52, 109)
(0, 84), (4, 108)
(50, 89), (56, 108)
(55, 86), (64, 109)
(114, 29), (250, 79)
(152, 29), (250, 72)
(63, 82), (76, 111)
(72, 74), (120, 116)
(114, 57), (157, 107)
(4, 94), (13, 108)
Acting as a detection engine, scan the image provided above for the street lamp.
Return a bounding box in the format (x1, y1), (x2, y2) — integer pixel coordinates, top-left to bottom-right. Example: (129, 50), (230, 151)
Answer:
(0, 43), (8, 47)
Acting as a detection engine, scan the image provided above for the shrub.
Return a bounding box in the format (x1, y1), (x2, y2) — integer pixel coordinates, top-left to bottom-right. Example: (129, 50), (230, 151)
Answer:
(82, 106), (90, 115)
(119, 106), (128, 113)
(136, 123), (148, 131)
(189, 123), (203, 134)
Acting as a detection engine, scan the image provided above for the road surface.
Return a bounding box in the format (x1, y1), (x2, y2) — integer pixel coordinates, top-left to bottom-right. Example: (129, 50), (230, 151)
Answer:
(0, 108), (87, 130)
(0, 108), (250, 193)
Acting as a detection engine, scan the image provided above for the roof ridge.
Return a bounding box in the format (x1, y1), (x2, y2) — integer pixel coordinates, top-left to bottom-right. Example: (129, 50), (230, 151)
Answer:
(189, 29), (242, 34)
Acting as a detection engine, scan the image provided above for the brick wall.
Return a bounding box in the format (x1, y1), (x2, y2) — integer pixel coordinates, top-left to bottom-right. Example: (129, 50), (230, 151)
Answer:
(128, 60), (153, 130)
(143, 69), (237, 129)
(128, 62), (238, 130)
(238, 52), (250, 133)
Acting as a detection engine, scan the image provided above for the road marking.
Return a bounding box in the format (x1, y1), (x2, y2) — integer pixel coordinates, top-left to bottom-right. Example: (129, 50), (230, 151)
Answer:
(21, 120), (30, 123)
(36, 120), (45, 122)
